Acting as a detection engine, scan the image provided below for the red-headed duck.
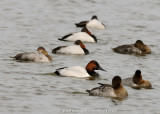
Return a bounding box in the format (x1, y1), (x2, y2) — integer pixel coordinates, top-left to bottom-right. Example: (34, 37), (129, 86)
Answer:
(52, 40), (89, 55)
(54, 60), (106, 78)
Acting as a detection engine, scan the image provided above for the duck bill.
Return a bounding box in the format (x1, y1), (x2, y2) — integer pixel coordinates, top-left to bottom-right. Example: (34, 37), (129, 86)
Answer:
(98, 66), (106, 72)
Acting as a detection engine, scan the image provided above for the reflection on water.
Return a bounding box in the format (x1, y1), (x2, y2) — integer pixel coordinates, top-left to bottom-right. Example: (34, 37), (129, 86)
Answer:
(0, 0), (160, 113)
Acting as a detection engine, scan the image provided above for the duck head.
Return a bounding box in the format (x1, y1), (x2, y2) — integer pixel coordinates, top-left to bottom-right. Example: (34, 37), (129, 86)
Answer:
(133, 70), (142, 84)
(112, 76), (121, 89)
(112, 76), (128, 97)
(134, 40), (148, 52)
(133, 70), (152, 88)
(85, 60), (106, 76)
(91, 15), (98, 20)
(134, 40), (144, 48)
(37, 47), (48, 55)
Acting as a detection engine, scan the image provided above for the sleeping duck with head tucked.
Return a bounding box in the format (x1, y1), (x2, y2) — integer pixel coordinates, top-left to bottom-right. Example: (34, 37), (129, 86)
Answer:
(122, 70), (152, 89)
(52, 40), (89, 55)
(12, 47), (52, 62)
(86, 76), (128, 98)
(75, 15), (106, 30)
(112, 40), (151, 55)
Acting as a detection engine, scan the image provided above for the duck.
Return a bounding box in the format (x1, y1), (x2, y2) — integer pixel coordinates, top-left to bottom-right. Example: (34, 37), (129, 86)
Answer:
(58, 27), (97, 43)
(54, 60), (106, 78)
(75, 15), (106, 30)
(86, 76), (128, 98)
(122, 70), (152, 89)
(112, 40), (151, 55)
(12, 47), (52, 62)
(52, 40), (89, 55)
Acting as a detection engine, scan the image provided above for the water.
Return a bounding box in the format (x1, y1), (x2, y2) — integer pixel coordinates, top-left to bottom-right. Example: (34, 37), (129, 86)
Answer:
(0, 0), (160, 113)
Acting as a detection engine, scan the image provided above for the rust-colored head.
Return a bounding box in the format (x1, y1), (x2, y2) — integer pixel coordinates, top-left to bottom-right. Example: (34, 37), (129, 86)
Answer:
(85, 60), (106, 76)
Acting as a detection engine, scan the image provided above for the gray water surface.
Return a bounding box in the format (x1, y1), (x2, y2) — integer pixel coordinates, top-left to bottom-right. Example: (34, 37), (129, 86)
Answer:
(0, 0), (160, 113)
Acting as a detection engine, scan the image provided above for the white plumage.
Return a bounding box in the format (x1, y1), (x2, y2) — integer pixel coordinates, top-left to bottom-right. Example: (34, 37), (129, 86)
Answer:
(56, 45), (85, 55)
(87, 19), (106, 30)
(56, 66), (90, 78)
(15, 51), (50, 62)
(64, 32), (95, 42)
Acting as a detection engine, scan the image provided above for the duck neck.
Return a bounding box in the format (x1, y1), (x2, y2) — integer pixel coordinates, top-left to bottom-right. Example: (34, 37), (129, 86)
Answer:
(79, 43), (85, 49)
(86, 68), (97, 76)
(45, 55), (52, 62)
(133, 75), (143, 84)
(79, 43), (89, 55)
(114, 84), (128, 97)
(113, 83), (121, 90)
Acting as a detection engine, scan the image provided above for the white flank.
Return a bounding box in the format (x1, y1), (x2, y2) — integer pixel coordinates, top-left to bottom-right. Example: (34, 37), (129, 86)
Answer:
(87, 19), (106, 30)
(57, 45), (85, 55)
(21, 51), (50, 62)
(65, 32), (95, 42)
(58, 66), (91, 78)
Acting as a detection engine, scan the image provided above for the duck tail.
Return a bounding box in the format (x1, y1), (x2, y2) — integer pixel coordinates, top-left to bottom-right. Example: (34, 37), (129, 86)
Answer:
(75, 21), (88, 27)
(75, 23), (79, 27)
(54, 71), (60, 75)
(52, 46), (66, 54)
(58, 38), (63, 41)
(75, 23), (85, 28)
(112, 48), (116, 51)
(58, 34), (73, 41)
(10, 56), (15, 58)
(98, 83), (105, 86)
(86, 89), (91, 93)
(52, 47), (61, 53)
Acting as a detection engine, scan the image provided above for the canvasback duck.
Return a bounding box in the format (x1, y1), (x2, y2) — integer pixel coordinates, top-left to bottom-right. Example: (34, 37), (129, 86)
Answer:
(52, 40), (89, 55)
(86, 76), (128, 98)
(54, 60), (106, 78)
(112, 40), (151, 55)
(75, 15), (106, 30)
(122, 70), (152, 89)
(58, 27), (97, 43)
(12, 47), (52, 62)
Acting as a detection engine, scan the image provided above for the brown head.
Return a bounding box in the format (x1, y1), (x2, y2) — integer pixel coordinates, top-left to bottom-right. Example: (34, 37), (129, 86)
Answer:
(134, 40), (145, 50)
(112, 76), (128, 97)
(133, 70), (152, 88)
(85, 60), (106, 76)
(133, 70), (143, 84)
(74, 40), (86, 49)
(37, 47), (52, 62)
(134, 40), (151, 54)
(81, 27), (91, 35)
(37, 47), (48, 55)
(112, 76), (121, 89)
